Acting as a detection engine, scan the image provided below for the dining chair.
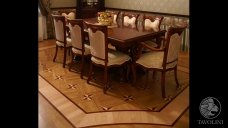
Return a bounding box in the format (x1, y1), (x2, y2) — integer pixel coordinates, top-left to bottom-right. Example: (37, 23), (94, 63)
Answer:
(62, 11), (76, 37)
(85, 22), (131, 93)
(105, 11), (120, 25)
(122, 12), (139, 28)
(52, 15), (72, 68)
(62, 12), (76, 20)
(68, 19), (91, 79)
(142, 15), (164, 49)
(132, 24), (187, 98)
(112, 11), (120, 25)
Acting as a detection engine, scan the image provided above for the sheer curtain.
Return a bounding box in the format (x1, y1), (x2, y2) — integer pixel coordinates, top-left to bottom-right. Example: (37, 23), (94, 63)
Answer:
(38, 7), (47, 41)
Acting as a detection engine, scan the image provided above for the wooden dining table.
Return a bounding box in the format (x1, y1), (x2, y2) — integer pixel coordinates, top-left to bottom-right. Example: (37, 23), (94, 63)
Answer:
(83, 17), (166, 61)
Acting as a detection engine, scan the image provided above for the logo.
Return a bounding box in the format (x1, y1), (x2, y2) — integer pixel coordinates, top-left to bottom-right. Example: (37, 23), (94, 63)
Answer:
(199, 97), (221, 119)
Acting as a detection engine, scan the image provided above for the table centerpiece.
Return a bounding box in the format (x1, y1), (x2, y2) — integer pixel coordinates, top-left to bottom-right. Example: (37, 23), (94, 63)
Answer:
(97, 12), (113, 25)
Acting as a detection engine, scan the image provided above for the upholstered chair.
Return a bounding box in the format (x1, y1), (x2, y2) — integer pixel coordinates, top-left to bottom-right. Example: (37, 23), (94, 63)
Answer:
(61, 12), (76, 37)
(132, 25), (187, 98)
(161, 17), (189, 52)
(104, 10), (120, 25)
(85, 22), (131, 93)
(142, 15), (164, 49)
(104, 11), (120, 50)
(110, 11), (120, 25)
(122, 13), (139, 28)
(52, 15), (72, 68)
(68, 19), (91, 79)
(112, 11), (119, 25)
(61, 12), (76, 20)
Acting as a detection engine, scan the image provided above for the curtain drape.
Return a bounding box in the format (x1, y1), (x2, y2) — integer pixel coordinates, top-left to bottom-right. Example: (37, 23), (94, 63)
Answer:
(38, 0), (55, 39)
(38, 0), (49, 16)
(38, 7), (47, 41)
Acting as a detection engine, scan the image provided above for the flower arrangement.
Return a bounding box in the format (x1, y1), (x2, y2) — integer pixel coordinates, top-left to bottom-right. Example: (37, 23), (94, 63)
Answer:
(97, 12), (113, 25)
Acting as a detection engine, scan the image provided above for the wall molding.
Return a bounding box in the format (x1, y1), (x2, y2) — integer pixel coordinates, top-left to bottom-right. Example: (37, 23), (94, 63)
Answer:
(51, 7), (76, 9)
(105, 0), (189, 16)
(105, 7), (189, 18)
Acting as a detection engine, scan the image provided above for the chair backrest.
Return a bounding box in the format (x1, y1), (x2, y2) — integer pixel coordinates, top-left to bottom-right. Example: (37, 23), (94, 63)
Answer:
(143, 15), (164, 32)
(68, 19), (84, 51)
(52, 15), (66, 43)
(85, 23), (108, 63)
(122, 13), (139, 28)
(61, 12), (76, 20)
(163, 25), (187, 68)
(112, 11), (120, 25)
(106, 11), (120, 25)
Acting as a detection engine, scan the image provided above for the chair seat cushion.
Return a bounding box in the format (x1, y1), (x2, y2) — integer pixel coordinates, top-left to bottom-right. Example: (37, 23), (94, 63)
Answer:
(72, 44), (90, 55)
(56, 37), (72, 47)
(136, 51), (164, 69)
(91, 49), (131, 66)
(136, 51), (177, 69)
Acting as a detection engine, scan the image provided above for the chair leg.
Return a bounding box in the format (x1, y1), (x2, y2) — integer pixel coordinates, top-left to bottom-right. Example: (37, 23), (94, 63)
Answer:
(126, 64), (130, 82)
(145, 70), (149, 89)
(63, 47), (67, 68)
(153, 71), (157, 81)
(131, 63), (136, 86)
(69, 53), (75, 72)
(161, 71), (166, 98)
(174, 66), (180, 89)
(80, 56), (85, 79)
(103, 67), (108, 94)
(53, 45), (58, 62)
(119, 67), (125, 83)
(68, 47), (71, 56)
(87, 62), (93, 84)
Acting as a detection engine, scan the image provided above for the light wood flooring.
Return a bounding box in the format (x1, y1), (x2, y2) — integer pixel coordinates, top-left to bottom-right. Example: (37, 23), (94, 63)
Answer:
(39, 93), (189, 128)
(38, 40), (189, 128)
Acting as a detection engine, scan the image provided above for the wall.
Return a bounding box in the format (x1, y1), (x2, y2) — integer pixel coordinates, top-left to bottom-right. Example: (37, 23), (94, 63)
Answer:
(105, 0), (189, 16)
(49, 0), (189, 15)
(50, 0), (76, 8)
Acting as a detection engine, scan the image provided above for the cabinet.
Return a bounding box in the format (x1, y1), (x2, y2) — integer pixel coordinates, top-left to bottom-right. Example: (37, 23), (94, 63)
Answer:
(76, 0), (105, 19)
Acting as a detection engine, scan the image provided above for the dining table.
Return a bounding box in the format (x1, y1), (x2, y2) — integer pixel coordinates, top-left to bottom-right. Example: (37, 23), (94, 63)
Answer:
(83, 17), (166, 61)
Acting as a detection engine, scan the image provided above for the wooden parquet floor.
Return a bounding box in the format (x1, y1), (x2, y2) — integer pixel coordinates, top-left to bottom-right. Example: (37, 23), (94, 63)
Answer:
(39, 40), (189, 128)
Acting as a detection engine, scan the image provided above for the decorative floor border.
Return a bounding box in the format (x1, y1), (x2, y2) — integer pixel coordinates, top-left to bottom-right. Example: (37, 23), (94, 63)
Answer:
(39, 73), (188, 113)
(39, 75), (189, 128)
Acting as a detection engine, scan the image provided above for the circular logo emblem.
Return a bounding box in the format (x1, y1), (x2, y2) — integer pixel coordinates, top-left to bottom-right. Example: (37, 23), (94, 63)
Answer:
(199, 97), (221, 119)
